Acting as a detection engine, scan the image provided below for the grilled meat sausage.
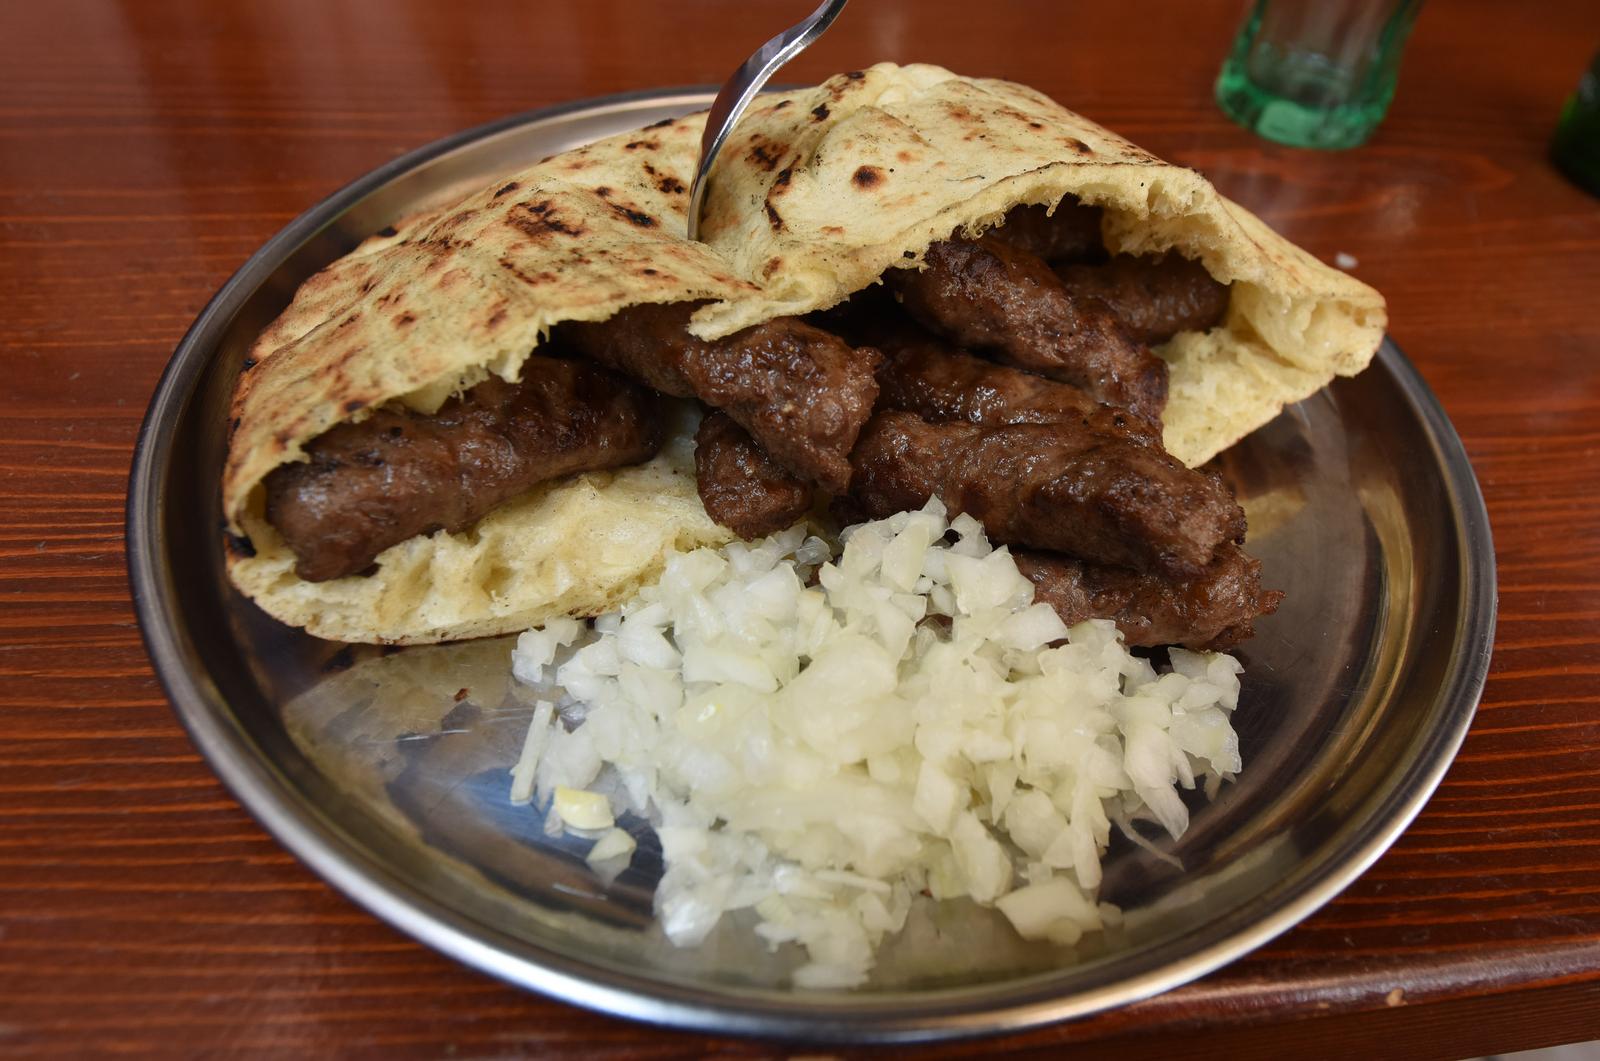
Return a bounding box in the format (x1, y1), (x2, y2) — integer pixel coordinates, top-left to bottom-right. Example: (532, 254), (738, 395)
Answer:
(847, 411), (1244, 578)
(694, 411), (813, 539)
(1055, 253), (1230, 345)
(1015, 546), (1282, 651)
(885, 236), (1166, 425)
(562, 302), (880, 493)
(988, 199), (1105, 263)
(264, 359), (663, 583)
(873, 327), (1161, 446)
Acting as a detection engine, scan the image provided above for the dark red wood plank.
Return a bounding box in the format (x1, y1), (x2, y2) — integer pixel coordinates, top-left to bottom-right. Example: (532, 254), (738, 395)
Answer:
(2, 0), (1598, 1056)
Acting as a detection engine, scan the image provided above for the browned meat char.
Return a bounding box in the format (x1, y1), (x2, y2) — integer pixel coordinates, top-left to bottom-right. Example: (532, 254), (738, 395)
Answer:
(868, 323), (1277, 648)
(694, 411), (813, 539)
(874, 326), (1161, 446)
(1055, 253), (1231, 345)
(848, 411), (1245, 577)
(886, 236), (1167, 425)
(1015, 546), (1282, 651)
(264, 359), (662, 582)
(987, 199), (1105, 263)
(562, 302), (880, 493)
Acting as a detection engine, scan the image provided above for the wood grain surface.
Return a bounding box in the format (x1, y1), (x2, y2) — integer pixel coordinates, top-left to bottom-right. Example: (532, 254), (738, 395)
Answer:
(4, 0), (1599, 1056)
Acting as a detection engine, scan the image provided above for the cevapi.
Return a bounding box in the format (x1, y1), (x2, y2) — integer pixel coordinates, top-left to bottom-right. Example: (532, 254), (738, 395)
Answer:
(222, 62), (1383, 644)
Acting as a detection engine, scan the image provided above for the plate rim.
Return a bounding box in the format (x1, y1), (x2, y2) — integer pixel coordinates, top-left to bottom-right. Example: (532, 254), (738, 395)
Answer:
(126, 87), (1498, 1043)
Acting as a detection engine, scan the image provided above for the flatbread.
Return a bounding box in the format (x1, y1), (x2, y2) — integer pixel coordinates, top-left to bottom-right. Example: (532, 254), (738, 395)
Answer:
(223, 62), (1385, 644)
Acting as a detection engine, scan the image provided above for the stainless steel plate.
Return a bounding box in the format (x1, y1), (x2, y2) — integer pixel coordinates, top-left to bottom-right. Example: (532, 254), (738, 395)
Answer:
(127, 88), (1495, 1042)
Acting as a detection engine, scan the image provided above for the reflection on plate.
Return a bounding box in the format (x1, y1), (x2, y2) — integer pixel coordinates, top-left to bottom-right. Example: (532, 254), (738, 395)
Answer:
(128, 89), (1494, 1041)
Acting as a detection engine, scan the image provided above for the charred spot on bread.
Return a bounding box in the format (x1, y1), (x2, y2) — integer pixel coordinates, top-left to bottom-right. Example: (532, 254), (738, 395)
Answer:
(609, 203), (658, 228)
(747, 140), (781, 171)
(509, 204), (584, 240)
(852, 166), (884, 189)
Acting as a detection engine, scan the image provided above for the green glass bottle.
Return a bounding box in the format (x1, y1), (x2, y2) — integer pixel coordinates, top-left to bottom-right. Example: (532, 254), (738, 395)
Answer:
(1551, 52), (1600, 198)
(1216, 0), (1423, 150)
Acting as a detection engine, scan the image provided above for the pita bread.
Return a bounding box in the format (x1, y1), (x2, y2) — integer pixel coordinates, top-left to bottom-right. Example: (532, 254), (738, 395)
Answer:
(223, 62), (1385, 644)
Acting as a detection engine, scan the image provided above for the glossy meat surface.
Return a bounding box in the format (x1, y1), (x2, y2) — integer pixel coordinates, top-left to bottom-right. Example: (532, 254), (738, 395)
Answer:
(873, 326), (1161, 445)
(847, 411), (1244, 577)
(886, 236), (1167, 425)
(1056, 252), (1230, 344)
(563, 302), (880, 493)
(693, 411), (813, 539)
(264, 359), (662, 582)
(1015, 545), (1282, 651)
(988, 199), (1105, 263)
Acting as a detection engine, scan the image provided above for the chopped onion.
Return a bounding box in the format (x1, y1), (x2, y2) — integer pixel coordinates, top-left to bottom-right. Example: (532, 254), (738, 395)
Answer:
(553, 786), (615, 830)
(508, 501), (1247, 987)
(586, 827), (638, 865)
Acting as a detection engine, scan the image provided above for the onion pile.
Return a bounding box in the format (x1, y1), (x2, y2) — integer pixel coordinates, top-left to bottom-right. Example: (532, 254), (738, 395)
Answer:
(509, 500), (1244, 988)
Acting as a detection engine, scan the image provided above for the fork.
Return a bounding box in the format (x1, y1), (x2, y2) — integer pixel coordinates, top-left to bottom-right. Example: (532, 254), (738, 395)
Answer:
(685, 0), (850, 242)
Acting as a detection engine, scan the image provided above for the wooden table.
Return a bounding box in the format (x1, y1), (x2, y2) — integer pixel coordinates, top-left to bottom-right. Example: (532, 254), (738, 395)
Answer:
(5, 1), (1599, 1055)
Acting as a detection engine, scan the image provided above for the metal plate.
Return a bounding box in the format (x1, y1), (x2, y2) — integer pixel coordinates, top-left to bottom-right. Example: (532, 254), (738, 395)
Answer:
(127, 88), (1496, 1043)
